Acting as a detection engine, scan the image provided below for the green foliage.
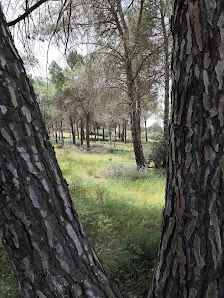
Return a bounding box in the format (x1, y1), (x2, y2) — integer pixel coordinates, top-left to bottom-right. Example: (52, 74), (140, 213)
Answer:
(145, 137), (168, 168)
(66, 51), (84, 70)
(49, 60), (65, 89)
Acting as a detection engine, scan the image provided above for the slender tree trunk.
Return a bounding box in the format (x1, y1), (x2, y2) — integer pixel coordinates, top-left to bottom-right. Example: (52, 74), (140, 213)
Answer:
(160, 0), (170, 142)
(124, 121), (127, 144)
(150, 1), (224, 296)
(55, 128), (58, 144)
(86, 113), (90, 151)
(125, 57), (146, 169)
(76, 121), (79, 139)
(94, 125), (96, 141)
(70, 116), (75, 145)
(136, 76), (142, 139)
(118, 124), (121, 139)
(0, 7), (121, 298)
(80, 119), (84, 146)
(109, 126), (112, 144)
(145, 119), (148, 142)
(122, 122), (124, 142)
(114, 126), (117, 142)
(103, 127), (105, 140)
(73, 123), (76, 144)
(60, 121), (64, 146)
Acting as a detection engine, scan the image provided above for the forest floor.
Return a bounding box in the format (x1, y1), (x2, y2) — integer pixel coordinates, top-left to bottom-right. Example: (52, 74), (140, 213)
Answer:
(0, 139), (166, 298)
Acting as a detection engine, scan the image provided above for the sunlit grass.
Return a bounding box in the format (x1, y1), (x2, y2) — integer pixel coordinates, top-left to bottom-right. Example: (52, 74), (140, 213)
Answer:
(56, 141), (165, 296)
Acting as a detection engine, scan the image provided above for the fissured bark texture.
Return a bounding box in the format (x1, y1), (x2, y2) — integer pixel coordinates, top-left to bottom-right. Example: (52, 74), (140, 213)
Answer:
(149, 0), (224, 297)
(0, 6), (121, 298)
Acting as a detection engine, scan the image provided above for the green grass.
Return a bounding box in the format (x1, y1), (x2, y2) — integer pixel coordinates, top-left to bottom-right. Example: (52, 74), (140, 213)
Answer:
(55, 141), (165, 297)
(0, 139), (166, 297)
(0, 241), (20, 298)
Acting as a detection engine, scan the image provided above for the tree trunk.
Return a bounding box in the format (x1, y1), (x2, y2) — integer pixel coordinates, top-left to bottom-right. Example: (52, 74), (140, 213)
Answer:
(94, 125), (96, 141)
(80, 119), (84, 146)
(76, 121), (79, 139)
(125, 57), (146, 169)
(160, 0), (170, 142)
(97, 127), (99, 140)
(70, 117), (75, 145)
(109, 126), (112, 145)
(0, 8), (122, 297)
(149, 1), (224, 296)
(145, 119), (148, 142)
(60, 121), (64, 146)
(86, 113), (90, 151)
(55, 128), (58, 144)
(121, 123), (124, 142)
(103, 127), (105, 140)
(124, 121), (127, 144)
(118, 124), (121, 139)
(70, 116), (75, 145)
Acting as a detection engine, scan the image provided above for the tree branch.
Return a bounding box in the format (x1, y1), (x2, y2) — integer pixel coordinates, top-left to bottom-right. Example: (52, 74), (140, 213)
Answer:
(7, 0), (49, 27)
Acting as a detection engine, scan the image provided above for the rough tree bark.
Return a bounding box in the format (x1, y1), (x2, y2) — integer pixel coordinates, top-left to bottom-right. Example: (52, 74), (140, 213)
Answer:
(0, 6), (121, 298)
(149, 0), (224, 296)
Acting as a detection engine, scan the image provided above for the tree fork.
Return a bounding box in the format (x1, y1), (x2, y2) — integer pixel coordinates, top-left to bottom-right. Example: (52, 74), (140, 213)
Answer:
(149, 0), (224, 296)
(0, 6), (121, 298)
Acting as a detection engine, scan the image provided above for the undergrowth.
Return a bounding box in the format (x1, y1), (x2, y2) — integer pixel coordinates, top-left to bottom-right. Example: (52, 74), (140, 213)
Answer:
(0, 140), (165, 297)
(0, 240), (20, 298)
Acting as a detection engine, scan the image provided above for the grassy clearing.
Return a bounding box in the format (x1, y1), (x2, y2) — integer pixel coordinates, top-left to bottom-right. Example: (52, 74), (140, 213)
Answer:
(55, 140), (165, 297)
(0, 140), (165, 297)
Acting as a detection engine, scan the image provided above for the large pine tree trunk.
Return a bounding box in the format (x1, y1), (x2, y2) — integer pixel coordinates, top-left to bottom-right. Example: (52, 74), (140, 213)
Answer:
(0, 7), (121, 298)
(149, 1), (224, 296)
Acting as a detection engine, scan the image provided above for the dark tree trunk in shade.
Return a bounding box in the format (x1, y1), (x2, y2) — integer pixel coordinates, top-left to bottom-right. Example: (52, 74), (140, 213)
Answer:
(86, 113), (90, 151)
(118, 124), (121, 139)
(70, 117), (75, 145)
(94, 125), (96, 141)
(149, 1), (224, 296)
(124, 121), (127, 144)
(144, 119), (148, 142)
(80, 119), (84, 146)
(103, 127), (105, 140)
(60, 121), (64, 146)
(0, 7), (121, 298)
(109, 127), (112, 144)
(121, 123), (124, 142)
(55, 129), (58, 144)
(76, 121), (79, 139)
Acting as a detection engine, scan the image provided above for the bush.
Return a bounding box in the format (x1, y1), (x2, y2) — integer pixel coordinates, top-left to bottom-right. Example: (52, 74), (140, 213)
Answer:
(145, 138), (168, 168)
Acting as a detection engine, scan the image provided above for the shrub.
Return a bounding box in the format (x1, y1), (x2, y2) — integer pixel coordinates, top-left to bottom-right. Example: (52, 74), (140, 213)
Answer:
(145, 138), (168, 168)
